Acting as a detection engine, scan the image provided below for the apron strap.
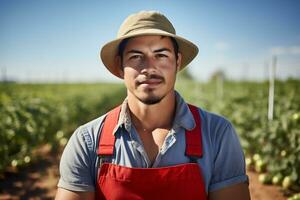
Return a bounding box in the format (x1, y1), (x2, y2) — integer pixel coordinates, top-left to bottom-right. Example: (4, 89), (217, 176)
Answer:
(97, 104), (203, 158)
(97, 105), (121, 156)
(186, 104), (203, 158)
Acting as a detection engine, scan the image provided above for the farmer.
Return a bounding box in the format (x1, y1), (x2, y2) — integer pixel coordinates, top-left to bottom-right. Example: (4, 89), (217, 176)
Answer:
(55, 11), (250, 199)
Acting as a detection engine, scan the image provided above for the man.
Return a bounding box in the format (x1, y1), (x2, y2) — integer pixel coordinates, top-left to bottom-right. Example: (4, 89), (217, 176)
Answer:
(55, 11), (250, 200)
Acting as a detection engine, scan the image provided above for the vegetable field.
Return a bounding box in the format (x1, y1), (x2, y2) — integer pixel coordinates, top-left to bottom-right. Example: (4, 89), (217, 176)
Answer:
(0, 79), (299, 199)
(0, 83), (126, 173)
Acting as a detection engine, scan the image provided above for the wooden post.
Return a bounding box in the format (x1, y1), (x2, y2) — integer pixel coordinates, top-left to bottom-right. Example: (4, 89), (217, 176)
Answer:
(268, 56), (276, 120)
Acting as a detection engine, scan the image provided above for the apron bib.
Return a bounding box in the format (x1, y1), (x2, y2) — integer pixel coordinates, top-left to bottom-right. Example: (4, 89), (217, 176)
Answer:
(96, 104), (207, 200)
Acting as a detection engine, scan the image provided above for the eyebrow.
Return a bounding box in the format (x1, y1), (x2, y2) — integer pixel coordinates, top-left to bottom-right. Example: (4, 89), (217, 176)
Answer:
(153, 48), (172, 53)
(125, 48), (172, 55)
(125, 50), (143, 55)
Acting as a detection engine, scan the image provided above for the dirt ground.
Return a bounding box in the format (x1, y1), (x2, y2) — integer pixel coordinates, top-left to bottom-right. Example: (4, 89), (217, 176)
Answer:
(0, 146), (288, 200)
(248, 170), (287, 200)
(0, 145), (58, 200)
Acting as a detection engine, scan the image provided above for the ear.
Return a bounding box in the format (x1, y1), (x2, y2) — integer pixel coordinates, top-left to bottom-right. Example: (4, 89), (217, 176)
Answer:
(176, 52), (182, 71)
(115, 56), (124, 78)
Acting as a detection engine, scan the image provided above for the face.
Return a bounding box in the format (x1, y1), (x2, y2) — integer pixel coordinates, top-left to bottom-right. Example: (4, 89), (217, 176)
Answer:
(117, 35), (182, 105)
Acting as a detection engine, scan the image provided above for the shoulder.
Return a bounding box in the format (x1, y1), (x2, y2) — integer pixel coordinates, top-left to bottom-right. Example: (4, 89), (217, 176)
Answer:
(197, 108), (234, 141)
(198, 108), (241, 151)
(78, 114), (107, 149)
(199, 108), (231, 128)
(61, 113), (108, 172)
(57, 114), (107, 192)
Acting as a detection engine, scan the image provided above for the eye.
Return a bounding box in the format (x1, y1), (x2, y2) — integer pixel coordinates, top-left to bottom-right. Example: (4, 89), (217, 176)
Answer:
(129, 54), (142, 60)
(156, 53), (168, 58)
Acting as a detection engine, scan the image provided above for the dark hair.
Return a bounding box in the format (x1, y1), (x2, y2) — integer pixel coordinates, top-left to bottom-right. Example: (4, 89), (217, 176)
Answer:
(118, 38), (130, 65)
(117, 36), (179, 68)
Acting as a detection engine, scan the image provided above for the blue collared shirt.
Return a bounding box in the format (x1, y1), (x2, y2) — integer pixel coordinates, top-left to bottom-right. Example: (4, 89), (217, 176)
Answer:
(58, 91), (248, 193)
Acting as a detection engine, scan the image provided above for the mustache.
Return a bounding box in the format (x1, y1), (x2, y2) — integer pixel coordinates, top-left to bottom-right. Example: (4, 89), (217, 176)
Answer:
(136, 74), (165, 84)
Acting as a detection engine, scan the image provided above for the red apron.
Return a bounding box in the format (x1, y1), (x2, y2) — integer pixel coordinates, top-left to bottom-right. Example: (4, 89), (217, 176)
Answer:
(96, 104), (207, 200)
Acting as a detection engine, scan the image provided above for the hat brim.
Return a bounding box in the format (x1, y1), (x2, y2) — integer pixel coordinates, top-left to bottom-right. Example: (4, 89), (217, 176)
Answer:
(100, 29), (199, 79)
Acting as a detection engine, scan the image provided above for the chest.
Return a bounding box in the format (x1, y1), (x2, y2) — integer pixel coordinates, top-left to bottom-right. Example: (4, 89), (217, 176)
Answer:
(136, 128), (169, 165)
(112, 126), (200, 168)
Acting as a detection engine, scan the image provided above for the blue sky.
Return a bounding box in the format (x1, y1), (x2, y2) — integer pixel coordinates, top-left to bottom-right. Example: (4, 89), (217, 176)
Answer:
(1, 0), (300, 82)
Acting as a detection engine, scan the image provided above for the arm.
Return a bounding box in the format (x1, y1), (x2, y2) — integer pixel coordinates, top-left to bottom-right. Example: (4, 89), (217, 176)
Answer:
(208, 182), (251, 200)
(55, 126), (98, 198)
(207, 118), (250, 198)
(55, 188), (95, 200)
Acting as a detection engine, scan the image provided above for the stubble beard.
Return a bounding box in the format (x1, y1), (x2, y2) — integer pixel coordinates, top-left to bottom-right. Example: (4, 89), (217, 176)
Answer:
(135, 74), (167, 105)
(137, 92), (164, 105)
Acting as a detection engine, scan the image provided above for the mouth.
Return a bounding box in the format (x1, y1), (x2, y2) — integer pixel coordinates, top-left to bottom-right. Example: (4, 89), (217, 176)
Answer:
(140, 79), (162, 85)
(137, 75), (164, 87)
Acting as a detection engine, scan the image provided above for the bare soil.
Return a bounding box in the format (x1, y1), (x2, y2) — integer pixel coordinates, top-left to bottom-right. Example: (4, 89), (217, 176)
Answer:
(248, 170), (287, 200)
(0, 145), (288, 200)
(0, 145), (59, 200)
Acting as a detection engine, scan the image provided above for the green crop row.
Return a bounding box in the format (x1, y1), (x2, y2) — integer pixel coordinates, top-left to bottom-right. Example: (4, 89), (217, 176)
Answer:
(176, 79), (300, 193)
(0, 83), (126, 172)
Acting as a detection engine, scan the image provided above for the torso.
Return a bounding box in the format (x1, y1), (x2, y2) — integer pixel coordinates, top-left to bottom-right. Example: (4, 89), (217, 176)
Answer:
(96, 103), (208, 200)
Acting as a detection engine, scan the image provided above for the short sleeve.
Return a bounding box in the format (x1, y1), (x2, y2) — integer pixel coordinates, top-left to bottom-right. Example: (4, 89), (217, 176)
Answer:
(57, 126), (96, 192)
(209, 122), (248, 192)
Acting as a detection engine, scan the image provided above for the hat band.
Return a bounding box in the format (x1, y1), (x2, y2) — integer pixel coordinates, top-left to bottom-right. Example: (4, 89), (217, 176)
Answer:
(119, 20), (175, 37)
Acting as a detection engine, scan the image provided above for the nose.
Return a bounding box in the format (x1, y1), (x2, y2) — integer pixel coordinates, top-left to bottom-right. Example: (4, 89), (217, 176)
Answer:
(140, 56), (157, 74)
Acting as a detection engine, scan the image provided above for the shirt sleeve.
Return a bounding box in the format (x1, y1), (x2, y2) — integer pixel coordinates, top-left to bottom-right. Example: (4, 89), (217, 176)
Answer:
(209, 121), (249, 192)
(57, 126), (96, 192)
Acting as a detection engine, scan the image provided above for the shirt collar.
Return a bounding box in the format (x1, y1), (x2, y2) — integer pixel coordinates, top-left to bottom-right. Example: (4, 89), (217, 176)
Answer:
(114, 91), (196, 135)
(173, 91), (196, 131)
(116, 97), (132, 134)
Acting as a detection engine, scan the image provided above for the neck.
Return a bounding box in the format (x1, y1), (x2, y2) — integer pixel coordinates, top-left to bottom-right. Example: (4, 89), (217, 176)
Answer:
(127, 91), (176, 132)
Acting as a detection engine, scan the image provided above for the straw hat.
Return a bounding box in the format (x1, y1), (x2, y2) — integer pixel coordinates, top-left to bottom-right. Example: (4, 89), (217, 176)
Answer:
(100, 10), (199, 79)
